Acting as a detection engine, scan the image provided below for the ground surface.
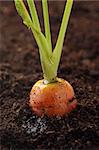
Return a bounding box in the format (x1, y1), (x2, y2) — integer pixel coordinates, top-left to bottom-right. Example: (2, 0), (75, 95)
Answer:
(0, 1), (99, 150)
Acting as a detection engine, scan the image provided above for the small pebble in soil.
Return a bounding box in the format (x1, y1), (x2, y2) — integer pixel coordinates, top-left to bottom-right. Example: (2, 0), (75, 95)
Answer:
(22, 116), (47, 135)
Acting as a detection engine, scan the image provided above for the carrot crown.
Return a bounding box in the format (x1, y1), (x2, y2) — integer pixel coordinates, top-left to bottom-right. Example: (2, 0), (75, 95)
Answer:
(14, 0), (73, 83)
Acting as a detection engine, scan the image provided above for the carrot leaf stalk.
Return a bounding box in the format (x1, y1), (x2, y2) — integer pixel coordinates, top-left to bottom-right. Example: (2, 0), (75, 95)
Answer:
(52, 0), (73, 75)
(14, 0), (73, 84)
(42, 0), (52, 52)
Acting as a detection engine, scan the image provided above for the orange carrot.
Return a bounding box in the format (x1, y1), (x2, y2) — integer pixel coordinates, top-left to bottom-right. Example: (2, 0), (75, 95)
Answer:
(29, 78), (77, 116)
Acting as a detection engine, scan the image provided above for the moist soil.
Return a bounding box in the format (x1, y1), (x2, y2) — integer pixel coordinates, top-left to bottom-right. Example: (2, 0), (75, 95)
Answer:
(0, 1), (99, 150)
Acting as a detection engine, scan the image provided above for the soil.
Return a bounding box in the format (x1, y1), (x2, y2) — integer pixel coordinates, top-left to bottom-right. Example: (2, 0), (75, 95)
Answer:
(0, 1), (99, 150)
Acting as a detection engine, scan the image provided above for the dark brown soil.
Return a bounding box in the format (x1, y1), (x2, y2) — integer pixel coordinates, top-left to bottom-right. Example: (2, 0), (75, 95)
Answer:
(0, 1), (99, 150)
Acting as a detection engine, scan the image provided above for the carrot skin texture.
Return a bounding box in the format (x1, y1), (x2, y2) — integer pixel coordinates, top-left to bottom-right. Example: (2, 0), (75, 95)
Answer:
(29, 78), (77, 117)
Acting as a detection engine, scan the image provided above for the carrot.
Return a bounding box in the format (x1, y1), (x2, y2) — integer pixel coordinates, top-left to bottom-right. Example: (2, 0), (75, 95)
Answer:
(29, 78), (77, 116)
(14, 0), (77, 117)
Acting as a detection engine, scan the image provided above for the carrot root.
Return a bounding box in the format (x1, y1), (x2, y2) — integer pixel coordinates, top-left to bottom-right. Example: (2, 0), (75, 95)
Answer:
(29, 78), (77, 117)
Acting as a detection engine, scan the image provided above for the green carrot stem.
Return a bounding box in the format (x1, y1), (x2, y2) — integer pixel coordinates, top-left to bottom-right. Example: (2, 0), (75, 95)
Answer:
(52, 0), (73, 74)
(42, 0), (52, 52)
(27, 0), (41, 32)
(14, 0), (74, 84)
